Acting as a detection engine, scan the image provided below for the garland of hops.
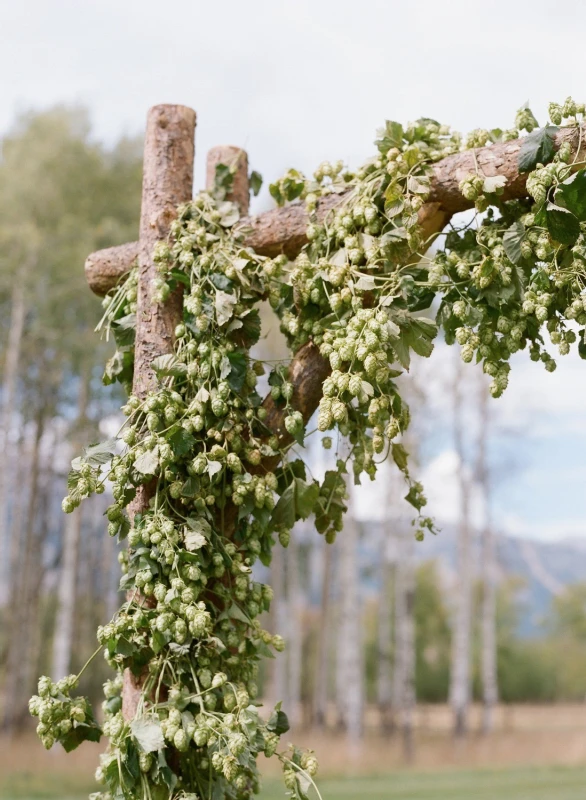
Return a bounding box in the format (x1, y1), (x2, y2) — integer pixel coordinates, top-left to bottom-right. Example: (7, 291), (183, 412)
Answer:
(30, 97), (586, 800)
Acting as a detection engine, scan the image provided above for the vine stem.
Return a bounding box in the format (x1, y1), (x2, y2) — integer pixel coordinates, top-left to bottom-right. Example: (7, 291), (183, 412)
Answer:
(76, 644), (103, 682)
(278, 754), (324, 800)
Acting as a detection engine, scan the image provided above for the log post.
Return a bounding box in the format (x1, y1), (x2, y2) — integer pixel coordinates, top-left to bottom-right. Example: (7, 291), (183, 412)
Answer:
(122, 103), (196, 721)
(206, 145), (250, 214)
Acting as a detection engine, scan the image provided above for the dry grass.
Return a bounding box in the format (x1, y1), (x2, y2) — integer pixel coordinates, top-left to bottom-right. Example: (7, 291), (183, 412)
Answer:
(2, 703), (586, 796)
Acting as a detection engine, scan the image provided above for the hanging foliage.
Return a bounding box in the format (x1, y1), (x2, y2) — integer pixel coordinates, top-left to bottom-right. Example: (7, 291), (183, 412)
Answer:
(30, 96), (586, 799)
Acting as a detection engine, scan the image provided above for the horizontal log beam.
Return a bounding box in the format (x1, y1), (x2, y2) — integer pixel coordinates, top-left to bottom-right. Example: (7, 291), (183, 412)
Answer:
(84, 124), (584, 297)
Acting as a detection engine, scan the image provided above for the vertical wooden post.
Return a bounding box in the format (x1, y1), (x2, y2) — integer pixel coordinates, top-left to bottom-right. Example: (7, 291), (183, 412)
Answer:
(205, 145), (250, 214)
(122, 126), (251, 722)
(123, 104), (196, 721)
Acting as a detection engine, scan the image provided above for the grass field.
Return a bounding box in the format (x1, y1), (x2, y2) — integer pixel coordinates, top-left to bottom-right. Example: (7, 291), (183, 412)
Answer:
(3, 705), (586, 799)
(2, 766), (586, 800)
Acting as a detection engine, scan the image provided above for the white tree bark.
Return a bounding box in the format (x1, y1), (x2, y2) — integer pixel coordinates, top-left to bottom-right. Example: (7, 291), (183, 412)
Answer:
(377, 524), (397, 733)
(393, 524), (416, 761)
(449, 359), (473, 738)
(52, 371), (90, 681)
(287, 534), (303, 728)
(477, 377), (498, 733)
(312, 538), (332, 728)
(0, 280), (26, 605)
(335, 482), (364, 743)
(270, 543), (290, 710)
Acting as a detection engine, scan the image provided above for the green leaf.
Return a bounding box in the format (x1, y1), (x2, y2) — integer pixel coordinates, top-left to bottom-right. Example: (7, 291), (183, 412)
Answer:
(209, 272), (233, 291)
(483, 175), (507, 194)
(214, 163), (234, 194)
(227, 603), (250, 624)
(215, 290), (237, 326)
(546, 202), (581, 245)
(518, 125), (558, 173)
(185, 516), (210, 535)
(267, 706), (290, 736)
(230, 308), (261, 348)
(131, 717), (165, 753)
(296, 771), (312, 800)
(227, 351), (247, 392)
(151, 354), (187, 377)
(249, 170), (263, 196)
(134, 448), (159, 475)
(503, 220), (525, 265)
(103, 349), (133, 386)
(168, 428), (195, 457)
(269, 181), (284, 206)
(60, 701), (102, 753)
(271, 478), (319, 528)
(184, 518), (211, 550)
(579, 330), (586, 359)
(375, 120), (404, 154)
(391, 443), (409, 472)
(112, 313), (136, 349)
(71, 439), (116, 471)
(555, 169), (586, 221)
(218, 200), (240, 228)
(355, 275), (376, 291)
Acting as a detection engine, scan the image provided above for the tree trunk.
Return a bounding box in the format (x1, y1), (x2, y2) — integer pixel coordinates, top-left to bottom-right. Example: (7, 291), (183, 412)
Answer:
(269, 543), (290, 710)
(312, 539), (332, 729)
(377, 528), (396, 734)
(449, 359), (473, 739)
(52, 370), (90, 681)
(287, 535), (303, 729)
(2, 406), (45, 732)
(335, 485), (364, 743)
(0, 280), (26, 605)
(393, 525), (416, 762)
(477, 378), (498, 734)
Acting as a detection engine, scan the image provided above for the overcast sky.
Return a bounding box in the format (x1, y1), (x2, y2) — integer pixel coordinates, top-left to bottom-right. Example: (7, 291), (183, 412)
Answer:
(4, 0), (586, 542)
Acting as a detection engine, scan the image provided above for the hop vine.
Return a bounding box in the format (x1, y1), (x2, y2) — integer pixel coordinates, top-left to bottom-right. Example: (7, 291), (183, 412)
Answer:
(33, 97), (586, 800)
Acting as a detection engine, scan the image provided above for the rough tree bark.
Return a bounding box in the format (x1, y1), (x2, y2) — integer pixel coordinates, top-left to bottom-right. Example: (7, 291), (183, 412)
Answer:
(449, 359), (473, 739)
(477, 377), (498, 734)
(205, 145), (250, 214)
(52, 369), (90, 681)
(83, 122), (586, 297)
(122, 104), (197, 721)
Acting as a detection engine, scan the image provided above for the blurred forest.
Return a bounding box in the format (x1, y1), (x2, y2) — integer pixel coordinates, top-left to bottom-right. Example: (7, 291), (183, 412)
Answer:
(2, 107), (586, 754)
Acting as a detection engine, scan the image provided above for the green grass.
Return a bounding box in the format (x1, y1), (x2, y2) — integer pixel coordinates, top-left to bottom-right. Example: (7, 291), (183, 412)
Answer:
(2, 765), (585, 800)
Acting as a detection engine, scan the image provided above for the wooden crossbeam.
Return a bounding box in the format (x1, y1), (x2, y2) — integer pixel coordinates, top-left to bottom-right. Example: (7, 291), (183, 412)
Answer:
(84, 123), (584, 297)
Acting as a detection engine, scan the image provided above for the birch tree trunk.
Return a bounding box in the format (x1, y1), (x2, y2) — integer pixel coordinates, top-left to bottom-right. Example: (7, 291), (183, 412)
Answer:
(312, 539), (332, 729)
(269, 543), (290, 710)
(335, 484), (364, 743)
(287, 534), (303, 729)
(449, 360), (473, 738)
(2, 406), (45, 732)
(377, 527), (396, 734)
(0, 280), (26, 605)
(52, 370), (90, 681)
(393, 524), (416, 762)
(477, 378), (498, 733)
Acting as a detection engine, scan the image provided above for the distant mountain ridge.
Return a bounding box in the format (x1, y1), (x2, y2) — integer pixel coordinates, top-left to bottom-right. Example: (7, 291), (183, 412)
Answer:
(355, 520), (586, 636)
